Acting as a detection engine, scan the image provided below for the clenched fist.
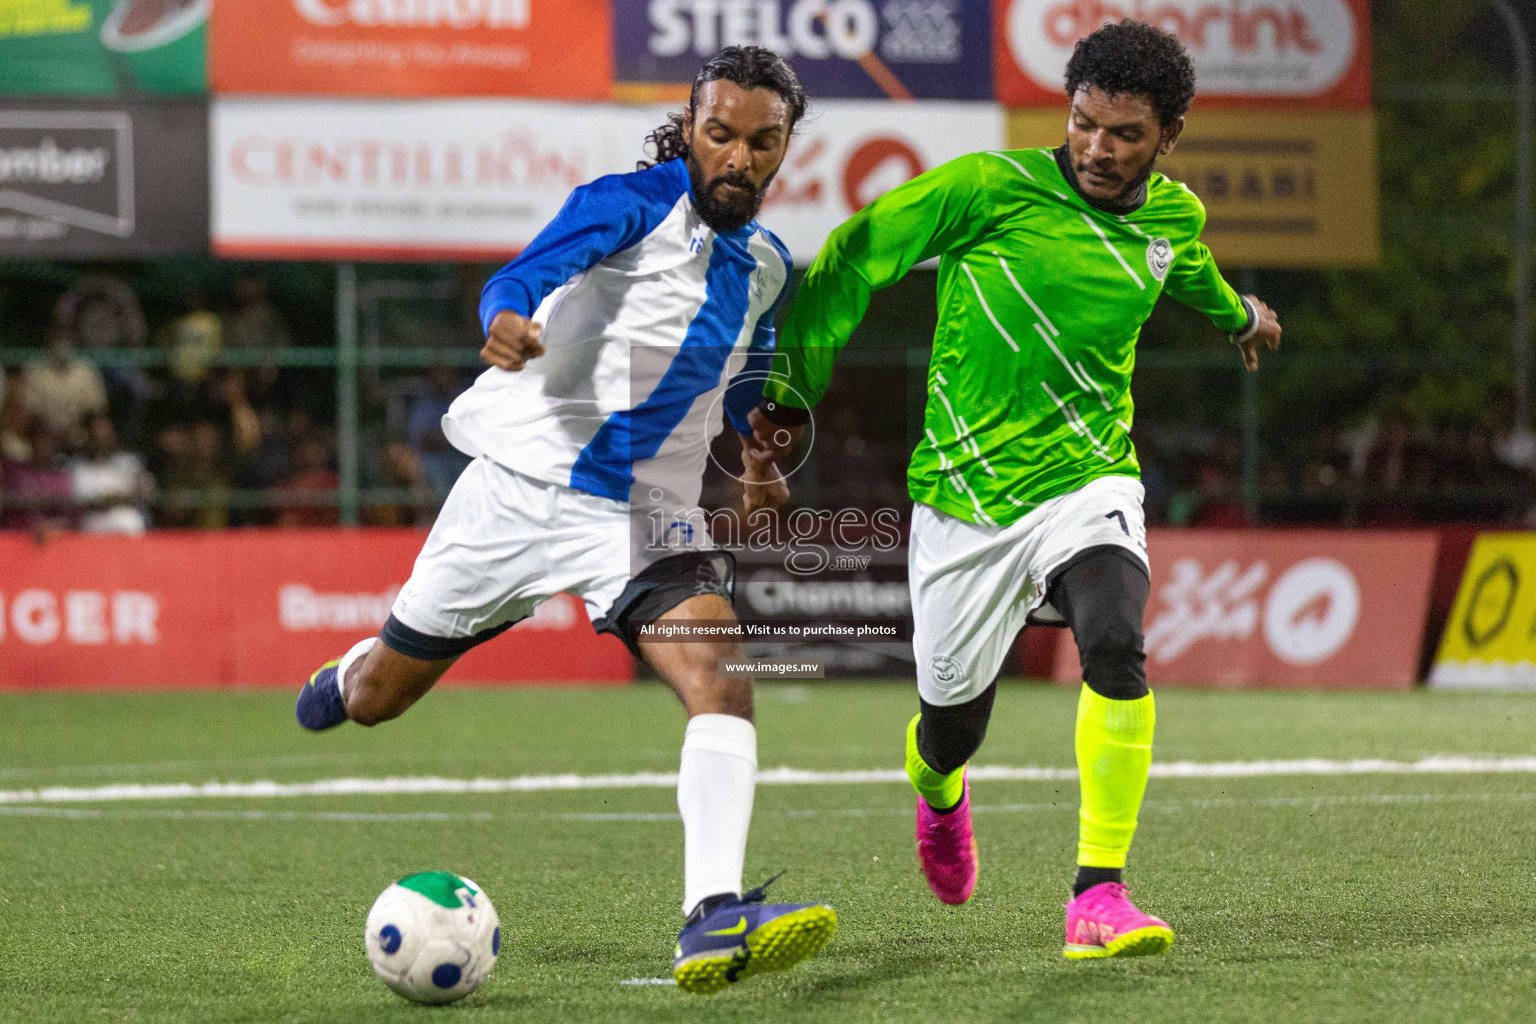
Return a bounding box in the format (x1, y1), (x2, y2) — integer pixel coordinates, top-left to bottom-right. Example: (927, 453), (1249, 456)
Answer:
(482, 310), (546, 371)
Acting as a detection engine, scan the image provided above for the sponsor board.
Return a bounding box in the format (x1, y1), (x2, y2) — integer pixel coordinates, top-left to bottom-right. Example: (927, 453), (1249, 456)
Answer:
(995, 0), (1371, 108)
(210, 0), (610, 99)
(0, 0), (206, 94)
(757, 100), (1003, 257)
(1050, 530), (1438, 689)
(211, 97), (1001, 261)
(0, 532), (631, 689)
(1008, 108), (1379, 267)
(1430, 533), (1536, 690)
(735, 545), (913, 677)
(0, 98), (207, 258)
(614, 0), (992, 100)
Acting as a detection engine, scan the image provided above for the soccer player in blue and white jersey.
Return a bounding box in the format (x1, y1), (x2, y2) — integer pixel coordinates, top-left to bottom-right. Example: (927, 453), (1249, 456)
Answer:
(295, 47), (836, 994)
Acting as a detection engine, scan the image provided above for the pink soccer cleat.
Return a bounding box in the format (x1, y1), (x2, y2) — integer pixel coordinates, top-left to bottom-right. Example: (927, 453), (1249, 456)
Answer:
(914, 775), (978, 905)
(1063, 882), (1174, 959)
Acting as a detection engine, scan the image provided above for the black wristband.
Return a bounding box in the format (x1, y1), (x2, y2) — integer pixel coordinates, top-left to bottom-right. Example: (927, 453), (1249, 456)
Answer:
(755, 399), (811, 427)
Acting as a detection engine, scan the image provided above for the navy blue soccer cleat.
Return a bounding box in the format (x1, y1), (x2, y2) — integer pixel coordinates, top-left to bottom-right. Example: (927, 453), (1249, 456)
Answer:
(295, 659), (348, 731)
(672, 874), (837, 995)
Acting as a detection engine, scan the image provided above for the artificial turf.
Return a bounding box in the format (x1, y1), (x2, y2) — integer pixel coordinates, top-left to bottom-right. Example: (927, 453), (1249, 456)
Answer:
(1, 682), (1533, 1023)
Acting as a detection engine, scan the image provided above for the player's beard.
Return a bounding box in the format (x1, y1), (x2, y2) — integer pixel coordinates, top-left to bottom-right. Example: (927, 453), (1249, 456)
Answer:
(686, 151), (773, 233)
(1081, 150), (1160, 210)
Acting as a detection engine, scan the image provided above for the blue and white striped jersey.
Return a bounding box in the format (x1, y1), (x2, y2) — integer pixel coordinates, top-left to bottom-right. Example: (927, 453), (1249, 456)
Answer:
(443, 158), (793, 512)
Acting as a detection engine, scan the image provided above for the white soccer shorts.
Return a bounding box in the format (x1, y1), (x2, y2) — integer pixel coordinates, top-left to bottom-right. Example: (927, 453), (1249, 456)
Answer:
(910, 474), (1149, 706)
(390, 456), (677, 646)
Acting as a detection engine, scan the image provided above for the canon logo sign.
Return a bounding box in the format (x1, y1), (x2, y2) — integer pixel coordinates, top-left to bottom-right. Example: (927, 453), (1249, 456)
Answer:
(293, 0), (530, 29)
(1006, 0), (1358, 97)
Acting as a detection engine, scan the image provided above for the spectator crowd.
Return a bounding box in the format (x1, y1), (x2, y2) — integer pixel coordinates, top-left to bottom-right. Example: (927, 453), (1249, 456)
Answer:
(0, 271), (456, 537)
(6, 270), (1536, 537)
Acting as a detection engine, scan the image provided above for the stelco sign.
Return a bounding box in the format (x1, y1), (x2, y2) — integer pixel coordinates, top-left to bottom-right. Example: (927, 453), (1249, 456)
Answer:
(615, 0), (994, 100)
(995, 0), (1371, 108)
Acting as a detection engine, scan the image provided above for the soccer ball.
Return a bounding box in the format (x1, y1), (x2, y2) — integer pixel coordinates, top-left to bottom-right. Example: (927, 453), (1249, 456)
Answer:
(364, 871), (500, 1004)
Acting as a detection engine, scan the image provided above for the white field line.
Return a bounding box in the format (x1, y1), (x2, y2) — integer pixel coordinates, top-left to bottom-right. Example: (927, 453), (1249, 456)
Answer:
(4, 791), (1533, 826)
(0, 807), (495, 822)
(3, 756), (1536, 806)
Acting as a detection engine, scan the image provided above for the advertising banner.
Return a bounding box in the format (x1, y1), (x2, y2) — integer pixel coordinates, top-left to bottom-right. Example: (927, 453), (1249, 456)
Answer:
(1050, 530), (1439, 689)
(0, 98), (208, 259)
(211, 97), (643, 262)
(0, 531), (633, 689)
(757, 100), (1003, 258)
(0, 0), (206, 95)
(995, 0), (1371, 109)
(1430, 533), (1536, 690)
(211, 97), (1002, 262)
(210, 0), (610, 100)
(1008, 108), (1379, 267)
(614, 0), (992, 100)
(735, 544), (912, 677)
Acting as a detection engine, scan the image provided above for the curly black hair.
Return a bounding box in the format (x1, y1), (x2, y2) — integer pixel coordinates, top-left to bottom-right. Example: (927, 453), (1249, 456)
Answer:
(1064, 21), (1196, 126)
(640, 46), (808, 169)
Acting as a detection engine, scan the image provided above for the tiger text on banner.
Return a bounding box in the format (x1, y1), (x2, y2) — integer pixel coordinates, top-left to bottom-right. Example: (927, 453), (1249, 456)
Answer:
(0, 532), (633, 689)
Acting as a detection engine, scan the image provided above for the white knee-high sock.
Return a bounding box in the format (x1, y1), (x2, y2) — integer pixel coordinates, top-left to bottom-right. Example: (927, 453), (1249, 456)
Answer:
(336, 637), (377, 702)
(677, 713), (757, 917)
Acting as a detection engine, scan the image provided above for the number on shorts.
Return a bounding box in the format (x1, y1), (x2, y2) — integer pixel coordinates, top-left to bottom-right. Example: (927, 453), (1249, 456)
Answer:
(1105, 510), (1129, 535)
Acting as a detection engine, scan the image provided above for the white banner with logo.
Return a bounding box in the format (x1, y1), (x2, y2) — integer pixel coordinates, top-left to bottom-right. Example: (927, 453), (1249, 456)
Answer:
(995, 0), (1372, 108)
(211, 97), (1002, 262)
(757, 101), (1003, 259)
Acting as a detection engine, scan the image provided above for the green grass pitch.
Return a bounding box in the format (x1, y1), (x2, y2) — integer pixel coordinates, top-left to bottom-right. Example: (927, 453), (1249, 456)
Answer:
(2, 682), (1534, 1023)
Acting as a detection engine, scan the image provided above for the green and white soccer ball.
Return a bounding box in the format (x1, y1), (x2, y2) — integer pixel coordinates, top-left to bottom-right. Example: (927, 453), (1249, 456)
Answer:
(364, 871), (500, 1004)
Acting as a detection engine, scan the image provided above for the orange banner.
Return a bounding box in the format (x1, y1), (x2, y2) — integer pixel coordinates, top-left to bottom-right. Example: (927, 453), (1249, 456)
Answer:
(1049, 530), (1439, 689)
(210, 0), (612, 99)
(0, 531), (633, 689)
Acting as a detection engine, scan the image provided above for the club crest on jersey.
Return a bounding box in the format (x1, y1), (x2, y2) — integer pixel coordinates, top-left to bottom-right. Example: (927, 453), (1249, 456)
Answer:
(1146, 238), (1174, 282)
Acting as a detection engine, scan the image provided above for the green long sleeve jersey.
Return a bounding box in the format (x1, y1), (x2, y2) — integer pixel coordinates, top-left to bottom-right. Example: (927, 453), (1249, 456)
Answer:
(765, 146), (1251, 527)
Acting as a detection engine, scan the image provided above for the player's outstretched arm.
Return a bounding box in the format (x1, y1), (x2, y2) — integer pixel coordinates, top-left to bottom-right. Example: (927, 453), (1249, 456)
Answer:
(1163, 237), (1282, 371)
(758, 153), (1006, 438)
(1235, 294), (1281, 371)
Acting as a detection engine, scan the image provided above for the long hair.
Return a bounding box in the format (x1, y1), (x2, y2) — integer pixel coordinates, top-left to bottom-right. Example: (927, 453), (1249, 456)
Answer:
(639, 46), (808, 169)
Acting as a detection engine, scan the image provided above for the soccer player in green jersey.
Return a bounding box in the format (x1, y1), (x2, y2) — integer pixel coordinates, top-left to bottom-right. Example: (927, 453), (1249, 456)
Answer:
(747, 21), (1282, 958)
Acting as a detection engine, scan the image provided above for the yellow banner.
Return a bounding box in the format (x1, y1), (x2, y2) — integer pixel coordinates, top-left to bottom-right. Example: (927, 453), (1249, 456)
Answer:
(1006, 109), (1380, 269)
(1430, 533), (1536, 690)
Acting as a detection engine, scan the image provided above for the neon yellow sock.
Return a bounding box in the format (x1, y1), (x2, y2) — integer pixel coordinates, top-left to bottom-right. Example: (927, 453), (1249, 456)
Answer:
(905, 713), (966, 810)
(1075, 685), (1155, 869)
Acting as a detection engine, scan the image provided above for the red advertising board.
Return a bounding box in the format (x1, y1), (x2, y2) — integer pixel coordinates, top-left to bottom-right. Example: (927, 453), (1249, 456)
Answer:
(0, 531), (633, 689)
(1049, 530), (1439, 689)
(210, 0), (612, 99)
(995, 0), (1372, 109)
